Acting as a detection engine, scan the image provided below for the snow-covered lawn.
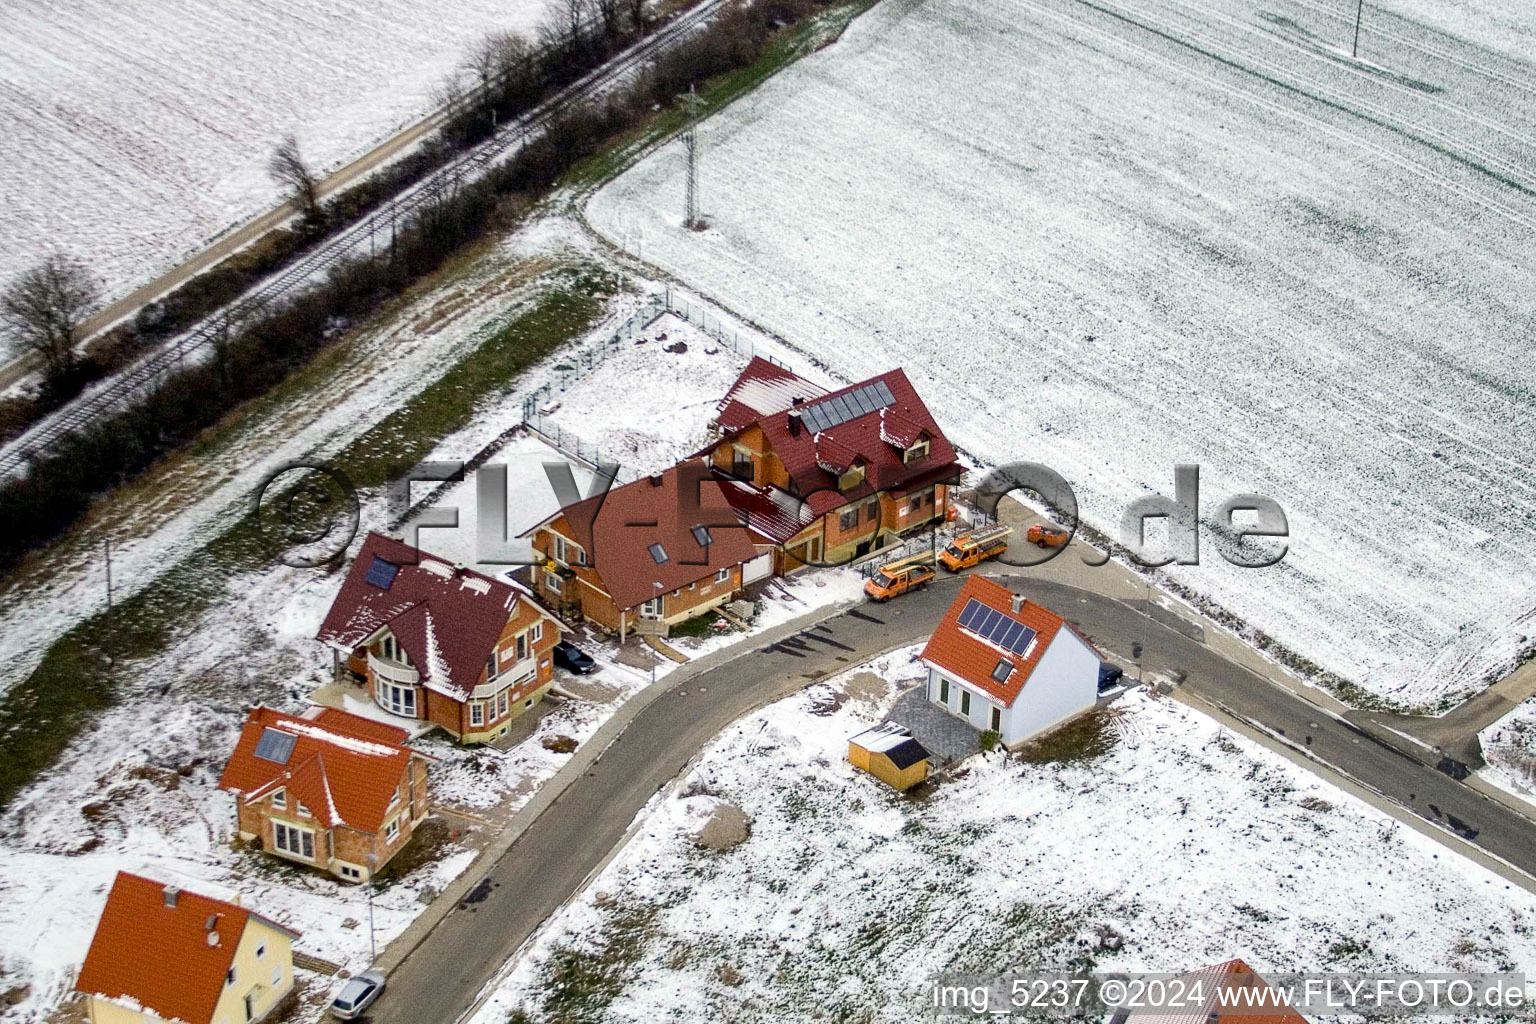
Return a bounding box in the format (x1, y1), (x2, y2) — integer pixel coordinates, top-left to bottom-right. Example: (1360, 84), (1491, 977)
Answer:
(1478, 695), (1536, 811)
(587, 0), (1536, 707)
(0, 0), (554, 318)
(478, 656), (1536, 1024)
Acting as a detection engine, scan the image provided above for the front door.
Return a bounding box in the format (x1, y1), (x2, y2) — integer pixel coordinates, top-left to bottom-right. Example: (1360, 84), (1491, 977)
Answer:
(990, 706), (1002, 732)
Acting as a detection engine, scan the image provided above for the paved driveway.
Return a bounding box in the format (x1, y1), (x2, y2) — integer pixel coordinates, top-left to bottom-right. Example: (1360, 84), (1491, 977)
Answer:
(886, 682), (980, 763)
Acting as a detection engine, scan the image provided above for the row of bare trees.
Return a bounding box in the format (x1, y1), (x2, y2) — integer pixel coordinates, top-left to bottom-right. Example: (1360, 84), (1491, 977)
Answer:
(0, 0), (830, 573)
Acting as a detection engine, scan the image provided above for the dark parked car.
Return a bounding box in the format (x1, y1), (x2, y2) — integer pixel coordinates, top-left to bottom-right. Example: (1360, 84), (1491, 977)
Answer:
(330, 971), (385, 1020)
(1098, 663), (1125, 692)
(553, 640), (597, 674)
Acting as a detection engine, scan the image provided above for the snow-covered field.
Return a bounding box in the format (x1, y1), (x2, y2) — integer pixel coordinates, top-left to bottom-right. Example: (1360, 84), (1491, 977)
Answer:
(479, 655), (1536, 1023)
(587, 0), (1536, 707)
(0, 0), (553, 320)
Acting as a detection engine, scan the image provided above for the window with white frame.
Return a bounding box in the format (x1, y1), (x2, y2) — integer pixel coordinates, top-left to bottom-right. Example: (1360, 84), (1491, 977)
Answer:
(385, 817), (400, 842)
(714, 567), (731, 584)
(256, 943), (266, 960)
(531, 622), (542, 643)
(273, 822), (315, 860)
(640, 596), (663, 619)
(378, 681), (416, 717)
(516, 633), (528, 660)
(380, 634), (408, 664)
(271, 788), (286, 810)
(544, 569), (563, 595)
(296, 800), (310, 818)
(388, 785), (401, 811)
(485, 654), (498, 681)
(904, 439), (930, 464)
(498, 690), (509, 718)
(271, 968), (284, 987)
(470, 702), (484, 726)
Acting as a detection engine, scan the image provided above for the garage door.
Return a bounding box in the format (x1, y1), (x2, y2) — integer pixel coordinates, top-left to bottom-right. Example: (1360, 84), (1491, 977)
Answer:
(742, 551), (773, 584)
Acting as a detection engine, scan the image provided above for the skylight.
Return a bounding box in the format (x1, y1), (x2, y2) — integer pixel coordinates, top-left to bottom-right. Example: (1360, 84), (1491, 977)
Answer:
(649, 543), (669, 564)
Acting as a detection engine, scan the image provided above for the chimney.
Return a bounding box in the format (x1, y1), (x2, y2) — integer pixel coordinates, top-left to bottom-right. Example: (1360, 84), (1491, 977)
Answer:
(1010, 593), (1024, 614)
(791, 395), (803, 406)
(787, 409), (803, 437)
(163, 884), (180, 908)
(649, 473), (664, 487)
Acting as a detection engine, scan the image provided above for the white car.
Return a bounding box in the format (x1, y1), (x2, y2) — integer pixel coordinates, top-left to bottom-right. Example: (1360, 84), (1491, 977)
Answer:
(329, 971), (386, 1020)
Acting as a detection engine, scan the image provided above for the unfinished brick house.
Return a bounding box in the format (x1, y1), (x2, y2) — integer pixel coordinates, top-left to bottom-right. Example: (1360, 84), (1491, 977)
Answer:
(219, 706), (432, 882)
(522, 459), (767, 640)
(317, 532), (561, 744)
(702, 358), (964, 573)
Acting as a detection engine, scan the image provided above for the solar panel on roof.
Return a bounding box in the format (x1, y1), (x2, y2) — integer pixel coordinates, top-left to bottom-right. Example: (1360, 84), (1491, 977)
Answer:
(955, 598), (1037, 655)
(254, 727), (297, 764)
(364, 556), (399, 590)
(799, 380), (897, 434)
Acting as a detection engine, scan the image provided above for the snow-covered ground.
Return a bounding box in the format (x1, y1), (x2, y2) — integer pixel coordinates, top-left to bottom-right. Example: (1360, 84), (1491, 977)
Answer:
(0, 267), (864, 1022)
(1478, 695), (1536, 811)
(0, 0), (554, 323)
(587, 0), (1536, 707)
(478, 657), (1536, 1024)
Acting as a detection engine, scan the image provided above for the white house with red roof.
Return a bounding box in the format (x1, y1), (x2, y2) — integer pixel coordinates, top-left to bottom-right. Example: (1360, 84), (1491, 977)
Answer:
(702, 358), (964, 574)
(219, 706), (432, 882)
(317, 532), (561, 744)
(920, 576), (1103, 746)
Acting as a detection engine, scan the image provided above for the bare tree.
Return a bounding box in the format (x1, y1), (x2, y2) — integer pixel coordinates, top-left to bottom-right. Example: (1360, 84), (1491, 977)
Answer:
(546, 0), (588, 57)
(267, 135), (321, 223)
(627, 0), (647, 34)
(0, 255), (98, 382)
(594, 0), (622, 40)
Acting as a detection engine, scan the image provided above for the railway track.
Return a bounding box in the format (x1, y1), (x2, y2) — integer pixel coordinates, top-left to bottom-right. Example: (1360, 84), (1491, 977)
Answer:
(0, 0), (724, 480)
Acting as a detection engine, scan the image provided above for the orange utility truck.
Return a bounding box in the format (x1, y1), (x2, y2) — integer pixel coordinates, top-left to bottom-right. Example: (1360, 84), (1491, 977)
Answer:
(863, 554), (937, 602)
(1026, 524), (1070, 548)
(938, 524), (1014, 571)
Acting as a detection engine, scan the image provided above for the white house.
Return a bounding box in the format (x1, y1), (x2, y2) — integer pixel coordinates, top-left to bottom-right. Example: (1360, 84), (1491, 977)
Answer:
(919, 576), (1103, 747)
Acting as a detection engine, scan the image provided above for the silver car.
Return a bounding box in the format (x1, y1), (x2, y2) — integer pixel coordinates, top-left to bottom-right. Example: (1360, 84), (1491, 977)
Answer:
(330, 971), (386, 1020)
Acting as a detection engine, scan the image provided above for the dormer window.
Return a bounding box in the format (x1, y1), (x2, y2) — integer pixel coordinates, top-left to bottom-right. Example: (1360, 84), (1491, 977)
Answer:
(837, 465), (865, 491)
(904, 440), (930, 464)
(380, 634), (408, 664)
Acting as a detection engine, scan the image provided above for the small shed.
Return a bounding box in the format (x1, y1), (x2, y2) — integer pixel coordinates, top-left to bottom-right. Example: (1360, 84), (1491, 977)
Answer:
(848, 722), (930, 791)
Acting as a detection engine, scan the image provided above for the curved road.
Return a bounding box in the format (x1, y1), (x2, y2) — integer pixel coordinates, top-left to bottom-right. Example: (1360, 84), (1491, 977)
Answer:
(369, 569), (1536, 1024)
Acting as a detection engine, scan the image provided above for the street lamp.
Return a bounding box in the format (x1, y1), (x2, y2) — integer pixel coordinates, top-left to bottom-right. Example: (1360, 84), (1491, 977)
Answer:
(364, 853), (379, 963)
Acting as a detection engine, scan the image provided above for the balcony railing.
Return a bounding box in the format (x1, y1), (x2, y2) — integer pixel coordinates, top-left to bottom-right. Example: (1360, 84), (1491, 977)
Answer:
(474, 657), (536, 699)
(367, 651), (420, 686)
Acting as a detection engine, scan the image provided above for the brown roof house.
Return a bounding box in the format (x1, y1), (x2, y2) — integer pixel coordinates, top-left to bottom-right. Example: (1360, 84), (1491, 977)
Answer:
(317, 532), (562, 744)
(1108, 958), (1311, 1023)
(521, 459), (767, 640)
(220, 706), (432, 882)
(75, 872), (298, 1024)
(920, 576), (1104, 748)
(704, 359), (964, 574)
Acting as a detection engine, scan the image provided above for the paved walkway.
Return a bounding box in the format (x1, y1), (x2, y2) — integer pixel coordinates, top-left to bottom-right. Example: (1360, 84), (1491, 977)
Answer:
(886, 683), (980, 763)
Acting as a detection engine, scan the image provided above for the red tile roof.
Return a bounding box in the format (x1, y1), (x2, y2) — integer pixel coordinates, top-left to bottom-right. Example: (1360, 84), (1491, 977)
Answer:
(219, 706), (422, 833)
(713, 473), (816, 544)
(75, 872), (298, 1024)
(316, 532), (528, 701)
(549, 460), (763, 610)
(919, 576), (1092, 707)
(713, 362), (962, 502)
(715, 356), (827, 433)
(1120, 960), (1311, 1022)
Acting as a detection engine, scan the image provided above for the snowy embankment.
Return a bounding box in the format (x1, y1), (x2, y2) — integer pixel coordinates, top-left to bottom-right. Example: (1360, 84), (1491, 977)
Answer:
(479, 656), (1536, 1023)
(1478, 696), (1536, 812)
(0, 0), (552, 320)
(586, 0), (1536, 707)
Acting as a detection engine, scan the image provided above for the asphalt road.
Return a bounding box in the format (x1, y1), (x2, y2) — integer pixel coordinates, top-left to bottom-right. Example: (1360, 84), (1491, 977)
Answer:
(369, 570), (1536, 1024)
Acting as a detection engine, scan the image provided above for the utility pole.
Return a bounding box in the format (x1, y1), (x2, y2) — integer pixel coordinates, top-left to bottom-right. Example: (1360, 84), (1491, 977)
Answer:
(1352, 0), (1364, 58)
(679, 85), (704, 230)
(104, 539), (115, 681)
